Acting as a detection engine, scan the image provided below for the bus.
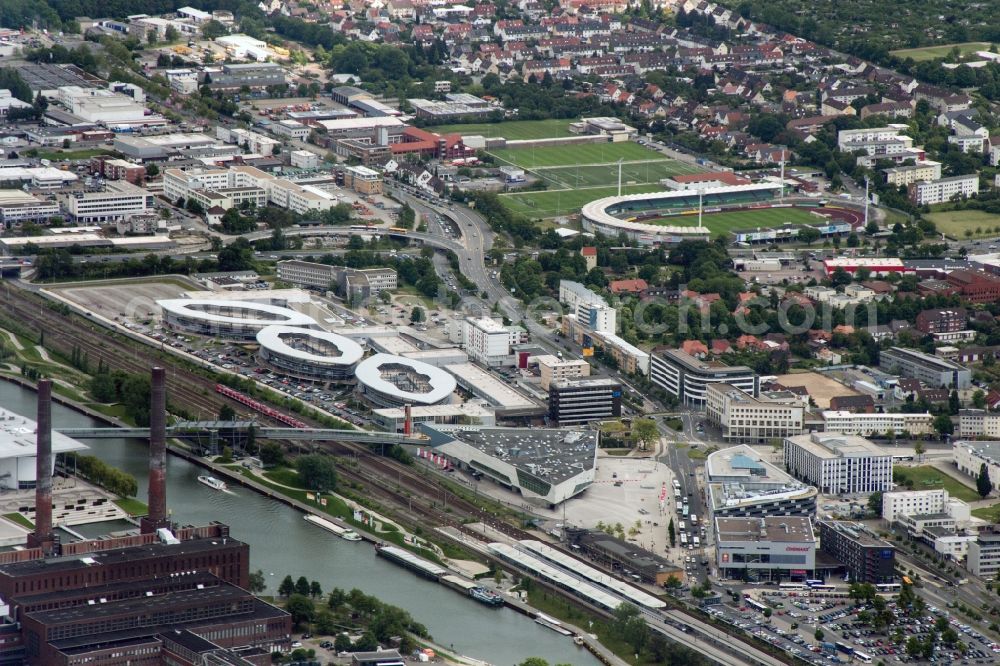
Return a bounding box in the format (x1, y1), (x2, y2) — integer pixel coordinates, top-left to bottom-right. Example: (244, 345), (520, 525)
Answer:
(809, 584), (835, 592)
(780, 583), (807, 591)
(672, 479), (681, 490)
(682, 505), (689, 517)
(676, 501), (683, 512)
(690, 514), (698, 525)
(674, 488), (681, 499)
(680, 533), (688, 546)
(679, 521), (686, 532)
(387, 226), (409, 234)
(805, 579), (824, 587)
(854, 652), (872, 664)
(745, 598), (767, 613)
(834, 642), (854, 656)
(693, 536), (700, 547)
(876, 583), (901, 593)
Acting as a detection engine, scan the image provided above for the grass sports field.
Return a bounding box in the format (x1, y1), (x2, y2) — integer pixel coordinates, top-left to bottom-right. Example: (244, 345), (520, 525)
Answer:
(488, 142), (665, 169)
(889, 41), (991, 62)
(500, 184), (663, 218)
(924, 209), (1000, 239)
(536, 160), (700, 189)
(431, 119), (575, 140)
(661, 207), (822, 234)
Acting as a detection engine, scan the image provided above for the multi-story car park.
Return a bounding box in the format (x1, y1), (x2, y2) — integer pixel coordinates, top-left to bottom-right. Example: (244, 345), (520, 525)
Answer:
(650, 349), (758, 408)
(817, 521), (896, 585)
(255, 325), (363, 383)
(706, 445), (817, 519)
(705, 384), (804, 444)
(879, 346), (972, 389)
(715, 516), (816, 582)
(157, 299), (317, 341)
(783, 433), (893, 495)
(355, 353), (456, 408)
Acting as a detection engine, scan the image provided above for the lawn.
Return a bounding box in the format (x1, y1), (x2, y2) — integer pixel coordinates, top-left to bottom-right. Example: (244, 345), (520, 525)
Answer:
(889, 42), (992, 62)
(431, 119), (576, 140)
(536, 159), (700, 189)
(499, 183), (663, 218)
(3, 513), (33, 530)
(924, 209), (1000, 239)
(27, 147), (115, 161)
(667, 206), (823, 235)
(488, 142), (666, 169)
(114, 497), (149, 517)
(893, 466), (980, 502)
(972, 503), (1000, 523)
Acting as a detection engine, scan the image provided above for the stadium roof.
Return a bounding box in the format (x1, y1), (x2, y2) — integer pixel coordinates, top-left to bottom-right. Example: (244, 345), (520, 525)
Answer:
(355, 353), (456, 405)
(256, 325), (363, 366)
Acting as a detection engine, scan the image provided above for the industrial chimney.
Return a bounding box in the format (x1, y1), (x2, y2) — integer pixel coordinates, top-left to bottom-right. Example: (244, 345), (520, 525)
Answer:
(403, 403), (412, 436)
(141, 367), (169, 534)
(27, 379), (56, 555)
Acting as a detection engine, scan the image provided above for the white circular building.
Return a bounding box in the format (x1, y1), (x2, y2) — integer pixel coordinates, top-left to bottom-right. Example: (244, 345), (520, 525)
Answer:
(256, 325), (364, 383)
(158, 299), (317, 340)
(580, 183), (782, 245)
(355, 353), (456, 408)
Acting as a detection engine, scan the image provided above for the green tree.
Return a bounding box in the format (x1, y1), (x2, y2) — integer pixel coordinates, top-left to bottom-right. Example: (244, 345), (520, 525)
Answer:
(518, 660), (550, 666)
(974, 390), (987, 409)
(285, 593), (315, 628)
(295, 454), (337, 491)
(278, 575), (295, 597)
(933, 414), (954, 437)
(611, 603), (649, 654)
(260, 442), (285, 467)
(978, 462), (993, 498)
(815, 629), (824, 642)
(906, 636), (922, 658)
(632, 418), (659, 451)
(294, 576), (310, 596)
(165, 25), (179, 42)
(799, 227), (821, 245)
(89, 373), (117, 402)
(121, 373), (151, 426)
(218, 404), (236, 421)
(668, 518), (676, 548)
(314, 608), (337, 635)
(949, 390), (961, 415)
(310, 580), (323, 598)
(410, 306), (425, 323)
(248, 569), (266, 594)
(868, 491), (883, 517)
(334, 633), (352, 652)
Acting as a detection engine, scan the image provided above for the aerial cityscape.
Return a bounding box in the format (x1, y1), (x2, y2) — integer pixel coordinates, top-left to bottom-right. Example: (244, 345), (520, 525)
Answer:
(1, 0), (1000, 665)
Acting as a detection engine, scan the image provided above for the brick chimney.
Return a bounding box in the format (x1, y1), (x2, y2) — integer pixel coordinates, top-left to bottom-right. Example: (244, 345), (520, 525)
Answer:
(27, 379), (57, 554)
(141, 367), (170, 534)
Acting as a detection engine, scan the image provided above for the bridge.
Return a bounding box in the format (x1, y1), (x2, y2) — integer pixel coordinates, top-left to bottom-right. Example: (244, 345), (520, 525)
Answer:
(56, 421), (426, 445)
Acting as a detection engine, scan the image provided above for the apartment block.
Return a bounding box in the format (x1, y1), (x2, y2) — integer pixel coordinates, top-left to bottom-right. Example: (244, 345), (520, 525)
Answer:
(534, 355), (591, 391)
(879, 346), (971, 389)
(462, 316), (526, 367)
(705, 384), (804, 444)
(883, 161), (941, 187)
(908, 174), (980, 206)
(784, 433), (893, 494)
(343, 165), (384, 195)
(915, 308), (967, 334)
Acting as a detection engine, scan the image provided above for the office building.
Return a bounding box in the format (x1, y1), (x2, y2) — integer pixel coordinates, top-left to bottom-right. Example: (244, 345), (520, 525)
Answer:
(548, 378), (622, 425)
(0, 191), (59, 226)
(89, 156), (146, 184)
(784, 433), (893, 495)
(534, 355), (590, 391)
(954, 440), (1000, 490)
(408, 93), (493, 120)
(715, 516), (816, 582)
(909, 174), (980, 206)
(880, 346), (971, 389)
(58, 181), (155, 223)
(705, 384), (804, 444)
(164, 166), (337, 215)
(461, 317), (527, 367)
(256, 325), (363, 383)
(343, 165), (384, 195)
(968, 528), (1000, 578)
(558, 280), (616, 334)
(706, 445), (817, 519)
(590, 331), (650, 375)
(275, 260), (397, 302)
(422, 425), (598, 507)
(944, 269), (1000, 304)
(203, 63), (286, 90)
(882, 488), (970, 525)
(290, 149), (319, 170)
(356, 354), (456, 408)
(817, 520), (895, 584)
(821, 411), (934, 437)
(650, 349), (758, 408)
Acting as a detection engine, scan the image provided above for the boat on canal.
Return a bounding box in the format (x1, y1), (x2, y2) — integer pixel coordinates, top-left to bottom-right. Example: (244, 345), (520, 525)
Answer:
(303, 514), (362, 541)
(197, 475), (227, 491)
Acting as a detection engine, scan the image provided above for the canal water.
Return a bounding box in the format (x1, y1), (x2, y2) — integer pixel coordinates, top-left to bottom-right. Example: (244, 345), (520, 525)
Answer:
(0, 380), (596, 666)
